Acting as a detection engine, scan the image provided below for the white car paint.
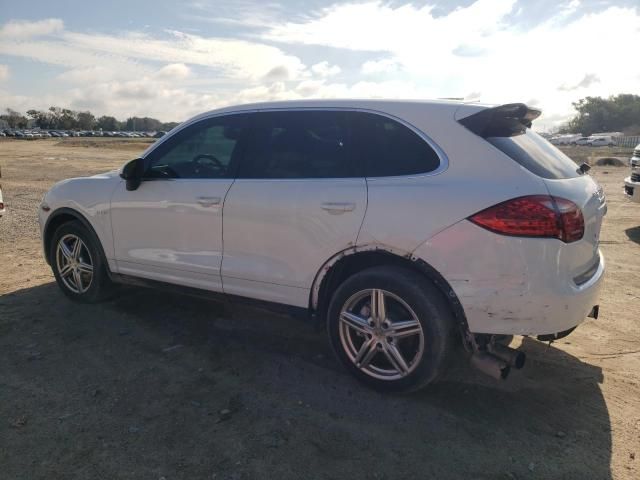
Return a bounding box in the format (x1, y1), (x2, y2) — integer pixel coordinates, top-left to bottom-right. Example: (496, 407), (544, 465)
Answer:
(39, 171), (121, 272)
(414, 173), (605, 335)
(625, 144), (640, 203)
(573, 137), (593, 146)
(588, 136), (615, 147)
(221, 177), (367, 306)
(39, 99), (605, 337)
(550, 134), (580, 146)
(110, 178), (234, 291)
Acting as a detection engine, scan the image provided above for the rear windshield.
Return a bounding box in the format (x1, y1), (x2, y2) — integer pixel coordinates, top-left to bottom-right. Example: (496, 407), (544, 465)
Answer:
(488, 130), (579, 179)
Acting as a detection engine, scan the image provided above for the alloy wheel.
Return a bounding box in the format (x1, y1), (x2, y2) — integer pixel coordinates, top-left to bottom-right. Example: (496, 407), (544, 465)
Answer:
(339, 289), (425, 380)
(55, 234), (94, 294)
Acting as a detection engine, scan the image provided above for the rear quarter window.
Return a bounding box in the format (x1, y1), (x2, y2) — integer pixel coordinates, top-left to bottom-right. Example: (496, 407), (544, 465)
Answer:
(350, 112), (441, 177)
(488, 130), (579, 179)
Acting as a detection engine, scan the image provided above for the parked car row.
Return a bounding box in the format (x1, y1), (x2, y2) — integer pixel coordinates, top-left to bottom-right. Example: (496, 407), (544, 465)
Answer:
(549, 135), (616, 147)
(1, 129), (166, 139)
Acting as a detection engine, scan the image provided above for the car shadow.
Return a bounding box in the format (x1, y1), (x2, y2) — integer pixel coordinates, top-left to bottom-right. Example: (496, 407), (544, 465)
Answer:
(0, 282), (612, 480)
(625, 226), (640, 245)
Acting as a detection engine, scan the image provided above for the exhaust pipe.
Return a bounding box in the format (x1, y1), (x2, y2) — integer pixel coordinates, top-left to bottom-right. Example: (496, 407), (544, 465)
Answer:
(470, 352), (510, 380)
(488, 343), (526, 370)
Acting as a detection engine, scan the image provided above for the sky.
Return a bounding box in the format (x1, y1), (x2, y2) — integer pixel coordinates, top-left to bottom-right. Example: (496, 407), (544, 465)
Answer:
(0, 0), (638, 130)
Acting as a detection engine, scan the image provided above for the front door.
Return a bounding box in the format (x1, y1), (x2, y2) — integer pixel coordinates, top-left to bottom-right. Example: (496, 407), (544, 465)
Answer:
(110, 113), (250, 291)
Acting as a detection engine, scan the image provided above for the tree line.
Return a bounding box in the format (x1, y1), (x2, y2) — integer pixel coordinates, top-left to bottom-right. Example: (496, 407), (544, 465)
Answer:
(3, 94), (638, 135)
(0, 107), (179, 132)
(559, 94), (640, 135)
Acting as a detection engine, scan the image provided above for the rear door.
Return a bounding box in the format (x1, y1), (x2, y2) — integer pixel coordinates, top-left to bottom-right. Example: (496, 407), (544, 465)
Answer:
(221, 110), (367, 307)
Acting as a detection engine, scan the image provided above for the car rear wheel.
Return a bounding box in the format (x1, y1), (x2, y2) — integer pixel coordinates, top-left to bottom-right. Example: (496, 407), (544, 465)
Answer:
(50, 221), (114, 303)
(327, 266), (454, 392)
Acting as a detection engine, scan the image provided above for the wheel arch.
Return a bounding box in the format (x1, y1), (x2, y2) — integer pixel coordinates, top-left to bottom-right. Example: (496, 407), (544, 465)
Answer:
(310, 245), (468, 331)
(43, 207), (109, 269)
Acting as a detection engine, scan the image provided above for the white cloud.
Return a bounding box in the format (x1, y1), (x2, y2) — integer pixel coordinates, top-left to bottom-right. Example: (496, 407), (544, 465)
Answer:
(263, 0), (640, 128)
(1, 2), (639, 129)
(361, 59), (400, 75)
(0, 18), (64, 39)
(66, 79), (221, 120)
(0, 24), (306, 82)
(311, 61), (341, 77)
(0, 64), (9, 81)
(0, 39), (151, 77)
(58, 29), (306, 81)
(265, 0), (516, 52)
(295, 80), (326, 96)
(558, 73), (600, 92)
(263, 65), (292, 81)
(155, 63), (191, 80)
(56, 66), (120, 84)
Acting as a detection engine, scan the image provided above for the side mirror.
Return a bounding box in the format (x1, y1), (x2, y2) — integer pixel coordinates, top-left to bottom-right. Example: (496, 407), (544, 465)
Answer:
(120, 157), (144, 191)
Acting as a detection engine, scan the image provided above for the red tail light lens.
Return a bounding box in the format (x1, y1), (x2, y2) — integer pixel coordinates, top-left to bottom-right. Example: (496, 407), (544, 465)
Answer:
(469, 195), (584, 243)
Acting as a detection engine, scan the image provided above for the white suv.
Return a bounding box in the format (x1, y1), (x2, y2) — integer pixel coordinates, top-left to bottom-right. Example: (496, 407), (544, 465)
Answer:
(39, 100), (606, 391)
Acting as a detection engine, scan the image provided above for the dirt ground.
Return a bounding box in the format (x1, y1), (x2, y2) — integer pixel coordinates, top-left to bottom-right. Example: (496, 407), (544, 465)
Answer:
(0, 138), (639, 480)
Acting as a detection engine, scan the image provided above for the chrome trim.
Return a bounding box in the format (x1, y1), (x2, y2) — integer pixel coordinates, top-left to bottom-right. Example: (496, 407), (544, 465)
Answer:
(141, 109), (258, 159)
(140, 106), (450, 179)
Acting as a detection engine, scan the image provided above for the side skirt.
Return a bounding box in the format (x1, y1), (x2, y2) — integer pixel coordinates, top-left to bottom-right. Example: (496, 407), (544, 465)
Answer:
(110, 273), (311, 322)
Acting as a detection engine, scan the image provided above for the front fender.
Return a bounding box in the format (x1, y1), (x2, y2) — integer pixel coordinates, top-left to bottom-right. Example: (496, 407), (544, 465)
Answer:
(39, 173), (121, 265)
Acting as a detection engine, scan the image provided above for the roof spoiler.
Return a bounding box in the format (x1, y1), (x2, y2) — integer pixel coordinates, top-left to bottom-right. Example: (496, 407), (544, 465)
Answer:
(458, 103), (541, 138)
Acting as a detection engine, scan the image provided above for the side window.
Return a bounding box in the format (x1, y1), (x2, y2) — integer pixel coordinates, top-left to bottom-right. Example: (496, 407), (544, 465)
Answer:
(351, 112), (441, 177)
(145, 114), (248, 179)
(239, 111), (355, 179)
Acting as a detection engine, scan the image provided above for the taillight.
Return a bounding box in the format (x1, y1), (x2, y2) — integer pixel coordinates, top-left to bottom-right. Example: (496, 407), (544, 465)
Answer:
(469, 195), (584, 243)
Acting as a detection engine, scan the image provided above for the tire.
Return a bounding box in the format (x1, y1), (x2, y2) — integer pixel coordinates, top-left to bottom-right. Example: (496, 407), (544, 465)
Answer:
(49, 220), (114, 303)
(327, 266), (454, 392)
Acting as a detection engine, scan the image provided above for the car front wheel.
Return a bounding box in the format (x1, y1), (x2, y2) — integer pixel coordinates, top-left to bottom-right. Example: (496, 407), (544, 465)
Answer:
(327, 266), (454, 392)
(50, 221), (114, 302)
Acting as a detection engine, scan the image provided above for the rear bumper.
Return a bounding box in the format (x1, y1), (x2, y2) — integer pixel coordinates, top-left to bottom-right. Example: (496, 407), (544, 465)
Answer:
(464, 250), (605, 336)
(413, 220), (605, 336)
(624, 176), (640, 203)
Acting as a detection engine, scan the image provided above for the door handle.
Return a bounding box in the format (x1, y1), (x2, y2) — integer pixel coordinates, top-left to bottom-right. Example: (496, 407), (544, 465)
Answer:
(196, 196), (222, 207)
(321, 202), (356, 214)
